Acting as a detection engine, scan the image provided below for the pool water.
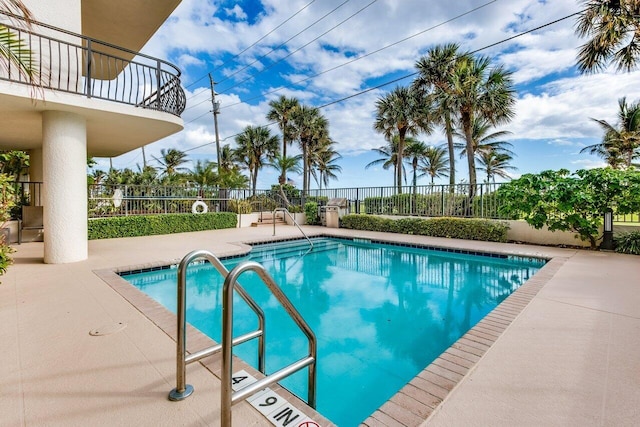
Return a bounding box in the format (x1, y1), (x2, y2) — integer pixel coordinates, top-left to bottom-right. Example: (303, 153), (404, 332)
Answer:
(124, 237), (544, 426)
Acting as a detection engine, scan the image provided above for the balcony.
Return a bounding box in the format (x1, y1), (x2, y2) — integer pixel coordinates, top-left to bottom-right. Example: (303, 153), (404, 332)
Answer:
(0, 12), (186, 117)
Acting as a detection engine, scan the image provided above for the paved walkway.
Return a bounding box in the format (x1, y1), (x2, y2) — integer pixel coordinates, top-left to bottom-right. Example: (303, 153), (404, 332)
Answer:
(1, 226), (638, 426)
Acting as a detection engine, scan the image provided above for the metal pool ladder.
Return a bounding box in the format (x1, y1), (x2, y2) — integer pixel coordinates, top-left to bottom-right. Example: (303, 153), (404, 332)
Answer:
(168, 250), (317, 427)
(272, 207), (314, 249)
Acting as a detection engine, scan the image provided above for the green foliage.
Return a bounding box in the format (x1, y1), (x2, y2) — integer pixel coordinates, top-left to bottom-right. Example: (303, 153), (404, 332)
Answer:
(88, 212), (237, 240)
(229, 199), (252, 214)
(614, 231), (640, 255)
(364, 193), (469, 216)
(498, 168), (640, 249)
(0, 174), (17, 281)
(304, 202), (320, 225)
(340, 214), (509, 242)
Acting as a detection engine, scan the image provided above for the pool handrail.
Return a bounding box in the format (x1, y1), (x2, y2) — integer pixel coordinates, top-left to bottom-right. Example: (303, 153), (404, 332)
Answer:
(272, 207), (314, 250)
(221, 260), (317, 427)
(168, 249), (266, 401)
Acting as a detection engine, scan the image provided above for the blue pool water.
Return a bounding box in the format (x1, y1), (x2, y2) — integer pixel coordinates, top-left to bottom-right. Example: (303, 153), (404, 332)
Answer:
(123, 237), (545, 426)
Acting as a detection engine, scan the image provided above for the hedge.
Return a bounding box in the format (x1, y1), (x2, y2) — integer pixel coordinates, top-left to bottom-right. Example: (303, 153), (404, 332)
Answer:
(88, 212), (237, 240)
(340, 214), (509, 242)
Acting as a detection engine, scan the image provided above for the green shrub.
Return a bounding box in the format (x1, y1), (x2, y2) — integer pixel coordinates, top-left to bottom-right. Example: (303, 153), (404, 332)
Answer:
(229, 199), (252, 214)
(304, 202), (320, 225)
(614, 231), (640, 255)
(340, 214), (509, 242)
(88, 212), (237, 240)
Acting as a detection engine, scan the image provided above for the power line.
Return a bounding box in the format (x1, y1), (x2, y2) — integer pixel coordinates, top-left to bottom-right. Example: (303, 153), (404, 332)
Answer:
(181, 11), (581, 151)
(183, 0), (318, 92)
(220, 0), (498, 109)
(217, 0), (378, 95)
(215, 0), (353, 87)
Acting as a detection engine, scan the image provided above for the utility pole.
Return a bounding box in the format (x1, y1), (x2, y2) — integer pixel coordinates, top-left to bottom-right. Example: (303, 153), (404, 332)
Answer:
(209, 73), (222, 175)
(141, 146), (147, 167)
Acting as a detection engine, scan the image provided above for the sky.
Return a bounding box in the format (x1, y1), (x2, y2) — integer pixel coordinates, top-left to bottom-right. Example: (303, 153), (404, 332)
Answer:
(92, 0), (640, 189)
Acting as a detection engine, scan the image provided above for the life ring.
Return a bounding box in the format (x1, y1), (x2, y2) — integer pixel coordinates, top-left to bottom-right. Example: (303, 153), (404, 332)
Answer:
(112, 188), (123, 208)
(192, 200), (208, 214)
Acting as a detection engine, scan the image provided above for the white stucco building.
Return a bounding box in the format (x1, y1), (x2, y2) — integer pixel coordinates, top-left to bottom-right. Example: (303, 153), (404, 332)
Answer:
(0, 0), (184, 263)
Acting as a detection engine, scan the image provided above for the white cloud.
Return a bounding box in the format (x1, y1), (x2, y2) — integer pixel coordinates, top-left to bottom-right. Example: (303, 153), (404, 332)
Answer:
(225, 5), (247, 20)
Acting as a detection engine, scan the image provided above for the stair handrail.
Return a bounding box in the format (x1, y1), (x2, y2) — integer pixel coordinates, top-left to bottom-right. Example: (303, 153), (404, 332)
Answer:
(221, 260), (317, 427)
(168, 250), (266, 401)
(272, 207), (314, 249)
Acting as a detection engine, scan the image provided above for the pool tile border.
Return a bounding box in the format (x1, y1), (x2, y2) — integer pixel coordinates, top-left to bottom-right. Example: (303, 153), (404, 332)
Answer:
(361, 255), (567, 427)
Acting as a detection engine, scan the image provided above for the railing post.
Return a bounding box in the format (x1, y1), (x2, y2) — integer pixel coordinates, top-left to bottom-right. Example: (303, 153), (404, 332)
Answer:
(168, 257), (194, 401)
(85, 39), (92, 98)
(156, 60), (163, 109)
(441, 186), (445, 216)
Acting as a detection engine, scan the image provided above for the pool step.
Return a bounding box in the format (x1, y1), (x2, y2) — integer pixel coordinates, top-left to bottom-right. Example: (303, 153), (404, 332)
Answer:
(250, 212), (286, 227)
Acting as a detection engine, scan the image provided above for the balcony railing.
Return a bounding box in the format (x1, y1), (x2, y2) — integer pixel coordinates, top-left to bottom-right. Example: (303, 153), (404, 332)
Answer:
(0, 12), (185, 116)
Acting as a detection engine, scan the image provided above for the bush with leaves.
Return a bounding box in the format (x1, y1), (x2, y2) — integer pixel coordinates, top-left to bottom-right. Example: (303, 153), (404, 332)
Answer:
(0, 174), (17, 280)
(304, 202), (320, 225)
(614, 231), (640, 255)
(498, 168), (640, 249)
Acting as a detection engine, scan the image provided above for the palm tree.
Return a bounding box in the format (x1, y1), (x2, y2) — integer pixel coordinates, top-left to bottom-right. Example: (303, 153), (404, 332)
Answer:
(575, 0), (640, 73)
(364, 137), (403, 187)
(374, 86), (432, 194)
(449, 54), (516, 195)
(581, 97), (640, 168)
(454, 117), (515, 160)
(403, 138), (428, 194)
(312, 146), (342, 190)
(153, 148), (189, 177)
(266, 96), (300, 183)
(268, 153), (302, 206)
(290, 105), (329, 194)
(234, 125), (279, 196)
(418, 145), (449, 184)
(414, 43), (469, 187)
(190, 160), (217, 188)
(477, 151), (517, 182)
(0, 1), (38, 85)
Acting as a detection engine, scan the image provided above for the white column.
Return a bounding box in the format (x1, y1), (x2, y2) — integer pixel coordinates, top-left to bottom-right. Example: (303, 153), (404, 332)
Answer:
(42, 111), (88, 263)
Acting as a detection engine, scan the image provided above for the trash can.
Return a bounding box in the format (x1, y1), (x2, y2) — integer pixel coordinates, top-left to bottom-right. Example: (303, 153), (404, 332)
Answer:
(325, 205), (340, 228)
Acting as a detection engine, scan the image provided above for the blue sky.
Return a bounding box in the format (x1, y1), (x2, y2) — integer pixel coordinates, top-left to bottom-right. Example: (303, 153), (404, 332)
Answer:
(94, 0), (640, 189)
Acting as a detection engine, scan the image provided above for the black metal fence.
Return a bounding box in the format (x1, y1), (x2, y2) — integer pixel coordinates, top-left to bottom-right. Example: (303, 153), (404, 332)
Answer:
(0, 12), (186, 116)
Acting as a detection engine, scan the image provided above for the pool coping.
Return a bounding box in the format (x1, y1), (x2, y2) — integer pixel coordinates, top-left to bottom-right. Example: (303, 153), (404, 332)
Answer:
(94, 233), (563, 426)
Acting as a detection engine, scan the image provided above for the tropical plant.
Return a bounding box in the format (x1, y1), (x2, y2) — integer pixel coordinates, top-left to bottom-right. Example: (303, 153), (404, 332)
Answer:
(418, 145), (450, 184)
(374, 86), (432, 194)
(413, 43), (469, 186)
(268, 153), (302, 206)
(365, 137), (403, 187)
(266, 96), (300, 183)
(403, 138), (428, 193)
(449, 54), (516, 196)
(311, 145), (342, 191)
(234, 125), (279, 196)
(575, 0), (640, 73)
(0, 150), (29, 179)
(581, 97), (640, 168)
(477, 150), (517, 182)
(189, 160), (217, 189)
(614, 230), (640, 255)
(0, 173), (16, 280)
(454, 117), (515, 159)
(290, 105), (330, 194)
(498, 168), (640, 249)
(0, 1), (38, 86)
(153, 148), (189, 177)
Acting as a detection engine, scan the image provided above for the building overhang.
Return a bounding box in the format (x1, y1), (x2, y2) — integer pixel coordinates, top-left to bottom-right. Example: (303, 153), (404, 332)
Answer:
(0, 85), (183, 157)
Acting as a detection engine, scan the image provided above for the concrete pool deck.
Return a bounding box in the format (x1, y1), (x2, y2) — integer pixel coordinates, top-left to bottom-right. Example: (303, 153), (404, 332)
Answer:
(1, 225), (638, 426)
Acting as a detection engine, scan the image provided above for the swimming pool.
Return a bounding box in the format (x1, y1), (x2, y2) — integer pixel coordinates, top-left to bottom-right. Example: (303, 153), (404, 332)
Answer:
(123, 237), (545, 426)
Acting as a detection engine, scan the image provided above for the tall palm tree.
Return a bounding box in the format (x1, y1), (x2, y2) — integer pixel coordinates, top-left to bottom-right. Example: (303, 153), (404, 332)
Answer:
(418, 145), (449, 184)
(575, 0), (640, 73)
(234, 125), (279, 196)
(581, 97), (640, 168)
(153, 148), (189, 177)
(364, 137), (403, 187)
(374, 86), (432, 194)
(414, 43), (469, 187)
(0, 1), (38, 85)
(454, 117), (515, 160)
(266, 96), (300, 183)
(449, 54), (516, 195)
(268, 153), (302, 206)
(190, 160), (217, 188)
(403, 138), (428, 194)
(290, 105), (329, 194)
(477, 151), (517, 182)
(312, 146), (342, 190)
